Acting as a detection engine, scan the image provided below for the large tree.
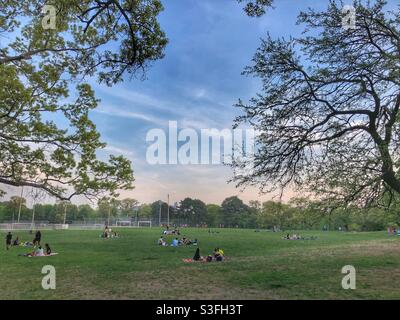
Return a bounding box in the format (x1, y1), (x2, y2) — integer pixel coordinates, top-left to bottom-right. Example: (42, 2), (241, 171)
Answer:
(0, 0), (167, 200)
(234, 0), (400, 206)
(176, 197), (207, 225)
(221, 196), (254, 228)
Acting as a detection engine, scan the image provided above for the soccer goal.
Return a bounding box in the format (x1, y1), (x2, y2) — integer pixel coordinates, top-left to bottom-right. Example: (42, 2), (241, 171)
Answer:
(116, 220), (132, 227)
(137, 221), (152, 228)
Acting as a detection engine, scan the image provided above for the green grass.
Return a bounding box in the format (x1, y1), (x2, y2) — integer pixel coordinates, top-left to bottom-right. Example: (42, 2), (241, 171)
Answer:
(1, 228), (400, 300)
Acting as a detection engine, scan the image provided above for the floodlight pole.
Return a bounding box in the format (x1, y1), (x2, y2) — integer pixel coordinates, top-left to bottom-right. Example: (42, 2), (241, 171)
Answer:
(63, 203), (67, 225)
(17, 186), (24, 223)
(108, 206), (111, 227)
(158, 200), (162, 226)
(31, 203), (36, 230)
(167, 194), (170, 227)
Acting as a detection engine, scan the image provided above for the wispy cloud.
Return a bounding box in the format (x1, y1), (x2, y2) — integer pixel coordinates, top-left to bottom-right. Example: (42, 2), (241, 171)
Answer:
(94, 106), (161, 124)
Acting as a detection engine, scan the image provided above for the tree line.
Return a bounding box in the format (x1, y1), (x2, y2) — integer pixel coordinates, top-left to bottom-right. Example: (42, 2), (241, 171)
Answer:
(1, 196), (399, 231)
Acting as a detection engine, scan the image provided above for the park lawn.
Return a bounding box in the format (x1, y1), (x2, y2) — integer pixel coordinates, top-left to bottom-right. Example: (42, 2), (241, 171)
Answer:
(0, 228), (400, 300)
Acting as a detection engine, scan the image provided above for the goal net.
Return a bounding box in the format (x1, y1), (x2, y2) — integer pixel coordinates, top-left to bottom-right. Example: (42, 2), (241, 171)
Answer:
(137, 221), (152, 228)
(116, 220), (132, 227)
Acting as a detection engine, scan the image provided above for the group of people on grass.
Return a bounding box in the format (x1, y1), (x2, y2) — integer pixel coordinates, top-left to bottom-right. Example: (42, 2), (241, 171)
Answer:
(18, 243), (52, 257)
(162, 227), (181, 236)
(388, 227), (400, 236)
(5, 230), (43, 250)
(101, 226), (120, 239)
(158, 236), (198, 247)
(192, 247), (225, 262)
(283, 233), (317, 240)
(5, 230), (53, 257)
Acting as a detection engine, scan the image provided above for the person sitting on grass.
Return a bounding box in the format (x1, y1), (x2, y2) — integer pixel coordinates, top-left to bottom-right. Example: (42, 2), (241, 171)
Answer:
(13, 237), (20, 246)
(171, 238), (179, 247)
(20, 246), (45, 257)
(5, 232), (12, 250)
(45, 243), (52, 255)
(158, 237), (167, 246)
(111, 231), (119, 238)
(35, 246), (45, 256)
(206, 255), (213, 262)
(213, 248), (224, 261)
(193, 239), (198, 246)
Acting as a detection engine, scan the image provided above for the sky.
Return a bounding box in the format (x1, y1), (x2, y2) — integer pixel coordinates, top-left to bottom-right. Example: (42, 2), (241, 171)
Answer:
(87, 0), (330, 206)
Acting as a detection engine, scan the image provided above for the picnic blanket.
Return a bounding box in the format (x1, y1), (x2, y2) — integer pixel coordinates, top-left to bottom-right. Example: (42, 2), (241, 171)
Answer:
(183, 257), (228, 263)
(183, 258), (208, 263)
(28, 253), (59, 258)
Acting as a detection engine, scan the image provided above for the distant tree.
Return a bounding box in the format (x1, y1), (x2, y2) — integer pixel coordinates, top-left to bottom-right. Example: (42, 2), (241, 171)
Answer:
(177, 198), (208, 225)
(120, 198), (139, 217)
(97, 197), (120, 223)
(77, 205), (95, 221)
(257, 201), (294, 230)
(138, 203), (152, 219)
(150, 201), (169, 223)
(234, 0), (400, 207)
(205, 204), (222, 227)
(221, 196), (254, 228)
(9, 196), (26, 223)
(289, 198), (325, 230)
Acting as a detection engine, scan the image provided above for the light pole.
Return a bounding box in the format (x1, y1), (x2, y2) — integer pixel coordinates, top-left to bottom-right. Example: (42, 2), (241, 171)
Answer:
(17, 186), (24, 223)
(167, 194), (170, 227)
(158, 200), (162, 226)
(63, 202), (68, 225)
(107, 205), (111, 227)
(31, 203), (36, 230)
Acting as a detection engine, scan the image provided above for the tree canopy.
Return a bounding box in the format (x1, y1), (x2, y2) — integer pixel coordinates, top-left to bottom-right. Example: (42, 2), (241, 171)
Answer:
(234, 0), (400, 207)
(0, 0), (168, 201)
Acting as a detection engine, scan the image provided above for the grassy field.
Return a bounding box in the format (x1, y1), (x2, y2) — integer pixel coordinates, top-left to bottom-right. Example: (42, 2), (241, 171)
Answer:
(1, 228), (400, 300)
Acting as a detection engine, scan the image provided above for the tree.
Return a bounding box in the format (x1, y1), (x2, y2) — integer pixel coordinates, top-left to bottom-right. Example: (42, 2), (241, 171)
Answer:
(150, 201), (168, 223)
(221, 196), (254, 228)
(120, 198), (139, 217)
(234, 0), (400, 207)
(0, 0), (168, 200)
(289, 198), (325, 230)
(205, 204), (222, 227)
(77, 204), (96, 221)
(9, 196), (26, 223)
(237, 0), (273, 17)
(97, 197), (120, 224)
(257, 201), (294, 230)
(138, 203), (152, 219)
(177, 198), (208, 225)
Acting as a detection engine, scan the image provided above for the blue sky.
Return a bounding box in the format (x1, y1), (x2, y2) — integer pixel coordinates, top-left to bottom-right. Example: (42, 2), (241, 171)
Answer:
(87, 0), (331, 205)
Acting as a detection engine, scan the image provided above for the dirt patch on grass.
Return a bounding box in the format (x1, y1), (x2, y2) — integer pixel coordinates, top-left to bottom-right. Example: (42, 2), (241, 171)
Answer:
(103, 269), (281, 300)
(268, 239), (400, 261)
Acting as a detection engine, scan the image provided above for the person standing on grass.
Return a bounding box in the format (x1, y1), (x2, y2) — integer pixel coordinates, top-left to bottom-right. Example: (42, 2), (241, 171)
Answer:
(6, 232), (12, 250)
(33, 230), (42, 247)
(193, 248), (201, 261)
